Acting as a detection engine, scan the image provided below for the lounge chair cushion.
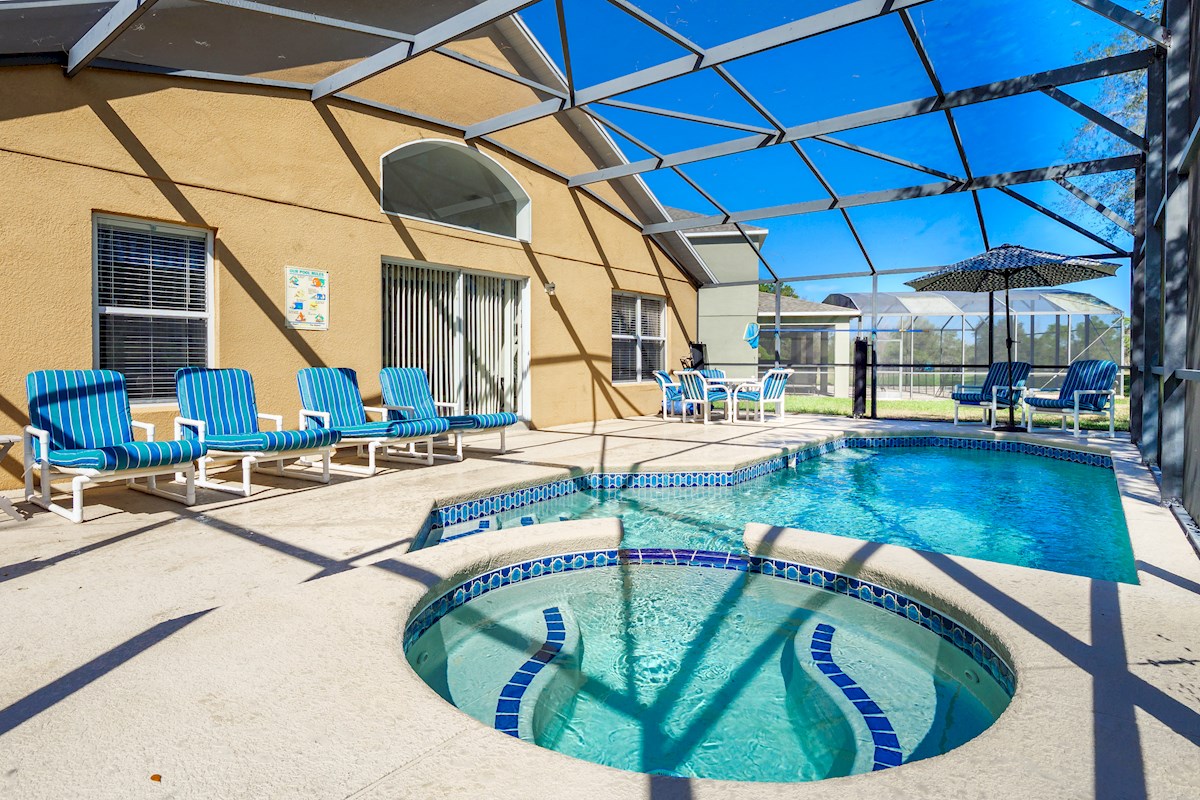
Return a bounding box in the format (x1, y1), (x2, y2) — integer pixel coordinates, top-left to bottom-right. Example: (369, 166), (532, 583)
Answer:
(379, 367), (441, 420)
(335, 418), (451, 439)
(27, 369), (136, 451)
(1026, 360), (1118, 412)
(446, 412), (519, 430)
(950, 389), (1020, 406)
(203, 428), (341, 453)
(176, 367), (261, 436)
(297, 368), (370, 427)
(46, 439), (207, 471)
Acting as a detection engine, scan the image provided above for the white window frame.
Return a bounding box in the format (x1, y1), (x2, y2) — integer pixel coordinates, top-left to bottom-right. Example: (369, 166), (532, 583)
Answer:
(92, 214), (215, 405)
(379, 139), (533, 243)
(611, 291), (667, 384)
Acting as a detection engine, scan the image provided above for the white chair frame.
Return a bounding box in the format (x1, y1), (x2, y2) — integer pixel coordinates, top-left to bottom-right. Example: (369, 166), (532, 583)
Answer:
(678, 371), (728, 425)
(173, 414), (335, 497)
(384, 402), (508, 462)
(987, 384), (1028, 429)
(654, 376), (684, 421)
(23, 421), (197, 524)
(299, 407), (436, 475)
(732, 369), (792, 424)
(1023, 388), (1116, 438)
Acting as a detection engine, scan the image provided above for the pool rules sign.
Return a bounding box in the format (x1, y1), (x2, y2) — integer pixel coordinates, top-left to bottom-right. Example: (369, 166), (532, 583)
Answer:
(285, 266), (329, 330)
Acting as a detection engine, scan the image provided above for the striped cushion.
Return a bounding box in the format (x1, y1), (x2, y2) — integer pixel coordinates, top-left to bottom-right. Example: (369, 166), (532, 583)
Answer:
(977, 361), (1032, 397)
(27, 370), (135, 451)
(176, 367), (260, 436)
(297, 368), (368, 427)
(652, 371), (683, 401)
(679, 372), (728, 402)
(47, 439), (206, 471)
(335, 418), (451, 439)
(446, 412), (519, 430)
(699, 369), (726, 381)
(1053, 359), (1118, 411)
(735, 390), (763, 402)
(379, 367), (440, 421)
(204, 428), (340, 453)
(761, 370), (791, 400)
(951, 388), (1020, 406)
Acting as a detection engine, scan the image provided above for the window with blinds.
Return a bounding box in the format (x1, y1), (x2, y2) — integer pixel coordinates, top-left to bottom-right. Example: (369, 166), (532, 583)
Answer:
(94, 217), (212, 403)
(611, 292), (665, 383)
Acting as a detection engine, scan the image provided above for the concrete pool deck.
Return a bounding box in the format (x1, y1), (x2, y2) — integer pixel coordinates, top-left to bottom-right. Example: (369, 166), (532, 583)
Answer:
(0, 414), (1197, 799)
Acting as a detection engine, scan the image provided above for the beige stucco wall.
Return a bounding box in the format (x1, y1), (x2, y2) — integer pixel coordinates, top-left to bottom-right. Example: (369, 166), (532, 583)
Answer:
(0, 65), (697, 489)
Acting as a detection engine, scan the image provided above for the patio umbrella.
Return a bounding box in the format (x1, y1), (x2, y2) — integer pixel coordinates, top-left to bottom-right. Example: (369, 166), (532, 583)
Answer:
(905, 244), (1119, 431)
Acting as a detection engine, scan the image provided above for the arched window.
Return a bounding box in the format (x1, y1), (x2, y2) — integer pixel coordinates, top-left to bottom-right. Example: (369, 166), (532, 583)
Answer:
(380, 140), (531, 241)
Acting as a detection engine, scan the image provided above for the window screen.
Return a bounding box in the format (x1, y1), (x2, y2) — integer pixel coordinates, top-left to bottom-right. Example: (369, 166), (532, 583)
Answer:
(612, 293), (665, 383)
(95, 218), (211, 402)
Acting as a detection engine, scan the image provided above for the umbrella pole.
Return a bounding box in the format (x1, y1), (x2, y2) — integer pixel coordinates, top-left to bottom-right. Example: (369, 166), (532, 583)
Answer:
(1004, 272), (1016, 429)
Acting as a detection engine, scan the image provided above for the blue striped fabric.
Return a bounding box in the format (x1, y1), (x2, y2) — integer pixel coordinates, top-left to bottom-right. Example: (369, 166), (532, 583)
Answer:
(652, 370), (683, 401)
(762, 369), (791, 400)
(447, 412), (519, 430)
(46, 439), (207, 471)
(699, 368), (726, 381)
(27, 370), (135, 451)
(380, 367), (515, 432)
(333, 418), (451, 439)
(1026, 360), (1118, 411)
(679, 371), (728, 402)
(176, 367), (260, 436)
(951, 361), (1031, 406)
(204, 429), (340, 453)
(297, 368), (369, 427)
(379, 368), (440, 420)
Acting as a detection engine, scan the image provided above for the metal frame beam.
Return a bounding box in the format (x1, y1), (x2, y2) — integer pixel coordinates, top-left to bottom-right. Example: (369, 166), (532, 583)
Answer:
(1070, 0), (1169, 48)
(814, 135), (964, 182)
(996, 186), (1130, 254)
(568, 49), (1156, 186)
(1053, 177), (1137, 234)
(1041, 86), (1147, 150)
(595, 99), (776, 135)
(642, 156), (1141, 234)
(310, 0), (540, 101)
(66, 0), (162, 77)
(464, 0), (932, 139)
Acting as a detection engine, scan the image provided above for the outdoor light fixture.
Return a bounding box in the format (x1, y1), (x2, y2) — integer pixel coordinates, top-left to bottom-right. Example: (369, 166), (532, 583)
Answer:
(544, 282), (556, 296)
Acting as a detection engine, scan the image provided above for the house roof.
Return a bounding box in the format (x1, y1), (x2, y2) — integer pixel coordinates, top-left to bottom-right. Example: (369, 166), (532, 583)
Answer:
(757, 293), (861, 317)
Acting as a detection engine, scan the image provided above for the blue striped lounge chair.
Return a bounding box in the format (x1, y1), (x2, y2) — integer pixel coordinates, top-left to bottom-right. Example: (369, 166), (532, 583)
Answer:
(1023, 359), (1119, 437)
(23, 370), (206, 523)
(297, 367), (451, 474)
(652, 370), (684, 420)
(175, 368), (342, 497)
(379, 367), (519, 461)
(951, 361), (1032, 427)
(678, 370), (729, 424)
(733, 368), (793, 423)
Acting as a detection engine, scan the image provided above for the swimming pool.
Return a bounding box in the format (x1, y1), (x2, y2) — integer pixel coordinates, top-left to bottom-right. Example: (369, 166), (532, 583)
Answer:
(430, 444), (1135, 583)
(406, 553), (1013, 782)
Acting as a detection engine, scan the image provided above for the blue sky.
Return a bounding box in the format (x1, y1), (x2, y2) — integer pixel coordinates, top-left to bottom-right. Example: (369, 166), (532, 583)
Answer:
(517, 0), (1150, 311)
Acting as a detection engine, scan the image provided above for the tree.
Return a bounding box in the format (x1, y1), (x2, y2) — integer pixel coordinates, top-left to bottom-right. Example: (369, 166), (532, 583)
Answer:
(1061, 0), (1159, 239)
(759, 282), (798, 297)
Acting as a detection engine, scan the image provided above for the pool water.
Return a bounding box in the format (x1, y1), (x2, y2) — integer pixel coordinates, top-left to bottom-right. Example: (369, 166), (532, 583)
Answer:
(408, 564), (1011, 782)
(462, 447), (1135, 583)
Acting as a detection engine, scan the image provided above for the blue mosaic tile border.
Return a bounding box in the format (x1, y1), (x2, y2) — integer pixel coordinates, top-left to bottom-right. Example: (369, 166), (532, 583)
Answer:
(495, 607), (563, 738)
(426, 436), (1111, 536)
(403, 548), (1016, 698)
(812, 624), (902, 771)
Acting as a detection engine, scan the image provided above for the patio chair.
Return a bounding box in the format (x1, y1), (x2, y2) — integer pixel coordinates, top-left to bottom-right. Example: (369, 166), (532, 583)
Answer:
(699, 368), (726, 381)
(23, 369), (205, 523)
(733, 368), (794, 423)
(678, 370), (729, 424)
(652, 370), (684, 421)
(297, 367), (451, 474)
(378, 367), (518, 461)
(175, 367), (341, 496)
(950, 361), (1031, 426)
(1022, 359), (1119, 437)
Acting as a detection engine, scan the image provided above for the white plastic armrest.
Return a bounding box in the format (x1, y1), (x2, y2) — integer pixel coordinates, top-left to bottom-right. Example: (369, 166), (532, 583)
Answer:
(299, 409), (331, 430)
(434, 401), (457, 412)
(363, 405), (388, 419)
(173, 416), (206, 442)
(257, 412), (284, 431)
(735, 381), (762, 394)
(24, 425), (49, 463)
(381, 403), (416, 413)
(130, 420), (157, 441)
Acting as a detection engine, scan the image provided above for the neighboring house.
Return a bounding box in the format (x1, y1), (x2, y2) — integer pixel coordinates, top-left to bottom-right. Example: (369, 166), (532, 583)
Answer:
(756, 295), (861, 398)
(0, 9), (709, 489)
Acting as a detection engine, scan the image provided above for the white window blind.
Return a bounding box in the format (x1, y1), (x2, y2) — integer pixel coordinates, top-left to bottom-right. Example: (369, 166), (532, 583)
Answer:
(612, 293), (665, 383)
(95, 217), (212, 403)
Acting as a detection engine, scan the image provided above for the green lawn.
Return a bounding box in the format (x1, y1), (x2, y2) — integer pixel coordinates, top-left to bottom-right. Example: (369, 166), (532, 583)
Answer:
(775, 395), (1130, 432)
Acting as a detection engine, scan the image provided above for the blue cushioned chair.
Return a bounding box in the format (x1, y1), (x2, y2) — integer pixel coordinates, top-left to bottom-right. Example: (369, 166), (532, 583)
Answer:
(297, 367), (451, 474)
(175, 368), (342, 496)
(379, 367), (518, 461)
(652, 370), (684, 420)
(950, 361), (1032, 427)
(699, 368), (726, 381)
(24, 370), (205, 523)
(733, 368), (793, 423)
(1022, 359), (1119, 437)
(678, 370), (729, 424)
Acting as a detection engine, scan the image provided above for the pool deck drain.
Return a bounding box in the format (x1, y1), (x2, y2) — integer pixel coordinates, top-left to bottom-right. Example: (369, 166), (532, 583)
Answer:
(0, 415), (1197, 799)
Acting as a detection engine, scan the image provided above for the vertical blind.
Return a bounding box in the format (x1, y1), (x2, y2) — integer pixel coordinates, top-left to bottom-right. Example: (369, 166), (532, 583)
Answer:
(611, 293), (665, 383)
(383, 262), (522, 414)
(95, 219), (210, 402)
